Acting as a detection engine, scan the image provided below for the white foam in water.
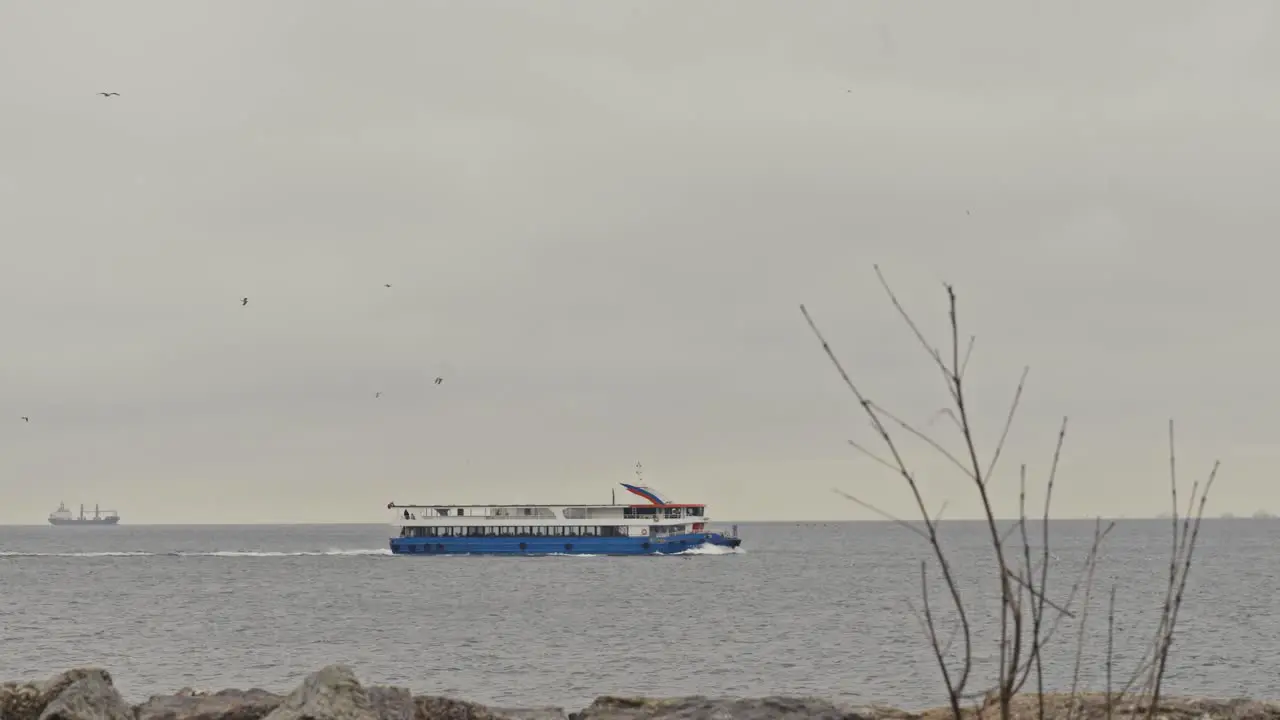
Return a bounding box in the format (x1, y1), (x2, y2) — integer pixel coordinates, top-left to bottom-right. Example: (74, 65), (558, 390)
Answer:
(675, 543), (745, 555)
(661, 542), (746, 556)
(543, 552), (603, 558)
(0, 548), (393, 558)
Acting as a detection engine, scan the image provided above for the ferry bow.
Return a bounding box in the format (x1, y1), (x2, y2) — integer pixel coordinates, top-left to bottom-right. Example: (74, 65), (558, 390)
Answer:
(386, 483), (741, 556)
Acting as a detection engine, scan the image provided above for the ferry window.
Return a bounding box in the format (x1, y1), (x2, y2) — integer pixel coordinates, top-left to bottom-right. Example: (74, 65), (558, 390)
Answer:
(456, 508), (464, 516)
(523, 508), (532, 516)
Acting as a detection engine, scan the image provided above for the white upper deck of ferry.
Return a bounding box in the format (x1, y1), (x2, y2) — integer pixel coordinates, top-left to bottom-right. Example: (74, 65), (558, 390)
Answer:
(387, 479), (710, 530)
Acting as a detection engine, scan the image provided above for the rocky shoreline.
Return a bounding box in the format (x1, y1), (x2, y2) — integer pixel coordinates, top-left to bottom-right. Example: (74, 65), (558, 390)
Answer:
(2, 665), (1277, 720)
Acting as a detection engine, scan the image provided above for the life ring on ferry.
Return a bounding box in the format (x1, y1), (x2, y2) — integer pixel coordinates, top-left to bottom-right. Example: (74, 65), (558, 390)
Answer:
(638, 528), (648, 536)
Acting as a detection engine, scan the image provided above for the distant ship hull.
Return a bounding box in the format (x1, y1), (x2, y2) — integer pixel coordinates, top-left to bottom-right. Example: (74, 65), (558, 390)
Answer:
(49, 517), (120, 526)
(47, 502), (120, 526)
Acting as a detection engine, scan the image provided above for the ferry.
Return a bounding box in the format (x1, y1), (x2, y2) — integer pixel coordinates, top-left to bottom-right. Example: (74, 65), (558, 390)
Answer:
(387, 479), (741, 556)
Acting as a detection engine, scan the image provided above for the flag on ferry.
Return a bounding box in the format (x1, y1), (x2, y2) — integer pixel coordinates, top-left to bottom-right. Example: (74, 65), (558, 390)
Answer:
(620, 482), (672, 505)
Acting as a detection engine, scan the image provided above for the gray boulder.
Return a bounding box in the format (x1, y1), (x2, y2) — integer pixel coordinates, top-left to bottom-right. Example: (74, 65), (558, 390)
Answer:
(569, 696), (888, 720)
(256, 665), (565, 720)
(37, 673), (133, 720)
(414, 693), (567, 720)
(262, 667), (377, 720)
(135, 688), (284, 720)
(1, 669), (122, 720)
(365, 688), (414, 720)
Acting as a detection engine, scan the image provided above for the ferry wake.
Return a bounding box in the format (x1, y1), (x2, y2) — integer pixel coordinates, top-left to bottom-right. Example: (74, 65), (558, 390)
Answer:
(386, 480), (741, 556)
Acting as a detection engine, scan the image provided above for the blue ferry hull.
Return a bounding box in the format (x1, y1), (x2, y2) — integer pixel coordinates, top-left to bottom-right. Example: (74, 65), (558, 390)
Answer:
(389, 531), (741, 556)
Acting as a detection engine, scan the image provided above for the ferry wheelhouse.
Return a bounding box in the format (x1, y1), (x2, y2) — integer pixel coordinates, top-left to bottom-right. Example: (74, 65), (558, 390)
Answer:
(387, 482), (741, 556)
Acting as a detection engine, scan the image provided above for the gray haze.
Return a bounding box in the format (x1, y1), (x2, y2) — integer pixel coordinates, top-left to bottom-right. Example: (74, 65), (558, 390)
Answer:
(1, 1), (1276, 524)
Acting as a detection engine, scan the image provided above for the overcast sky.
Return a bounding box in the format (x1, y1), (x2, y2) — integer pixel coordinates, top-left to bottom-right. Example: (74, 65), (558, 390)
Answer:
(0, 0), (1276, 524)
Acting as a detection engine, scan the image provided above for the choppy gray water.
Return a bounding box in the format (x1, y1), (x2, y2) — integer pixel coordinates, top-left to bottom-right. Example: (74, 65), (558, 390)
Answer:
(0, 520), (1274, 710)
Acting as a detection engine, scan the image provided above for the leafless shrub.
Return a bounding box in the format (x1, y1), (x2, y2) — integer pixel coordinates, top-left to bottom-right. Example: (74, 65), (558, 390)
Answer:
(800, 266), (1217, 720)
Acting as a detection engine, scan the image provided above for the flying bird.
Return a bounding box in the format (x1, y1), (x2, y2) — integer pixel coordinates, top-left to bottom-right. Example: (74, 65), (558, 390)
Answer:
(434, 377), (443, 385)
(98, 92), (119, 97)
(375, 392), (382, 398)
(241, 297), (248, 306)
(384, 284), (391, 288)
(20, 416), (28, 422)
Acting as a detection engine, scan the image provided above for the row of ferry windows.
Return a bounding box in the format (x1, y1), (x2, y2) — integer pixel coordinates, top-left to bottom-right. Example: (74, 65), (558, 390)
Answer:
(398, 507), (706, 521)
(398, 525), (672, 538)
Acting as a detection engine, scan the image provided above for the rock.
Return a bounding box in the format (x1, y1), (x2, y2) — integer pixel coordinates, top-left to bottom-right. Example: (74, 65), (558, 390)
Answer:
(37, 674), (133, 720)
(366, 688), (415, 720)
(570, 696), (883, 720)
(1, 670), (120, 720)
(13, 667), (1280, 720)
(484, 707), (568, 720)
(135, 688), (284, 720)
(262, 667), (377, 720)
(414, 694), (567, 720)
(950, 693), (1280, 720)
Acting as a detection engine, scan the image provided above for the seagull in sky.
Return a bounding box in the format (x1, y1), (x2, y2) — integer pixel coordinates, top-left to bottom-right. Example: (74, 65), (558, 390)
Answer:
(98, 92), (119, 97)
(241, 297), (248, 306)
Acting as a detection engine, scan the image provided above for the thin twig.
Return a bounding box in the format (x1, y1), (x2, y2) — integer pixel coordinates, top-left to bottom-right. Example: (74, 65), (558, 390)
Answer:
(1106, 584), (1117, 720)
(1067, 518), (1105, 720)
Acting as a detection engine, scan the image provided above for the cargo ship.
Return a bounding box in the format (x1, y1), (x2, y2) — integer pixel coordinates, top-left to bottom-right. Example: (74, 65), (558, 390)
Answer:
(48, 502), (120, 526)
